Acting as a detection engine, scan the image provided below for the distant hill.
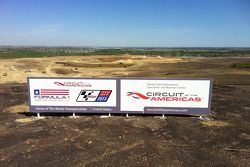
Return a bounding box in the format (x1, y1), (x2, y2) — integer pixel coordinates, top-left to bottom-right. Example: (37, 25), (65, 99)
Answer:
(0, 47), (250, 59)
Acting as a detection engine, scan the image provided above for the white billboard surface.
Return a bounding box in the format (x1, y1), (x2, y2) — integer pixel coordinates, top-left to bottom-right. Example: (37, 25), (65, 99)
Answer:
(29, 78), (117, 107)
(120, 79), (211, 112)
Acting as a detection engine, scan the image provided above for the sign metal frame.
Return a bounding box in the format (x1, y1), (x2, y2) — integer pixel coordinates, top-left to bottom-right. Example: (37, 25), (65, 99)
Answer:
(28, 77), (212, 115)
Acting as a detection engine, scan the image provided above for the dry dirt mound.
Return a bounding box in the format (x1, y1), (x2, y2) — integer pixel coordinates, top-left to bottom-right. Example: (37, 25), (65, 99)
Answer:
(52, 68), (80, 75)
(0, 55), (185, 83)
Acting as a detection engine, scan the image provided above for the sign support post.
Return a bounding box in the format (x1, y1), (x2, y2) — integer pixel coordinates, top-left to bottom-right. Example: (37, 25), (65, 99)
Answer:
(161, 114), (166, 119)
(36, 112), (44, 119)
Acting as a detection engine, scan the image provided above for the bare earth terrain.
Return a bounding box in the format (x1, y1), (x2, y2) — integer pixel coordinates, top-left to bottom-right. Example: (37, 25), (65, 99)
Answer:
(0, 55), (250, 166)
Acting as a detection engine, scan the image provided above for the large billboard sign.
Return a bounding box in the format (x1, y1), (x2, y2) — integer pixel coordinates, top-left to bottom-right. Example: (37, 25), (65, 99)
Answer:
(28, 78), (117, 113)
(28, 77), (212, 115)
(120, 79), (212, 115)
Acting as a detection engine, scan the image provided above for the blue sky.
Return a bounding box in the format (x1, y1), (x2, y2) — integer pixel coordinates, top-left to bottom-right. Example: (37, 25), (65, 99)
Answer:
(0, 0), (249, 47)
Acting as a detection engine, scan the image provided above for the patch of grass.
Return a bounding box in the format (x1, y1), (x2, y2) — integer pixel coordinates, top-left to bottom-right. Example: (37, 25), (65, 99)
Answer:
(1, 47), (250, 59)
(231, 63), (250, 69)
(15, 118), (35, 123)
(201, 120), (231, 127)
(5, 103), (29, 113)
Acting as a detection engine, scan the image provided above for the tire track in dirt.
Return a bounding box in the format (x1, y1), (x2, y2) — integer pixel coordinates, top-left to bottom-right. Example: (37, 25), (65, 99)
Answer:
(45, 60), (82, 77)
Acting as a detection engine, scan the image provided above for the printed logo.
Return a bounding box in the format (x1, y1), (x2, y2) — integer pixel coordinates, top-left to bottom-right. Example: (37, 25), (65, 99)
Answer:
(77, 90), (112, 102)
(127, 92), (150, 99)
(34, 89), (69, 96)
(127, 92), (202, 102)
(54, 81), (91, 87)
(54, 82), (65, 86)
(34, 89), (70, 101)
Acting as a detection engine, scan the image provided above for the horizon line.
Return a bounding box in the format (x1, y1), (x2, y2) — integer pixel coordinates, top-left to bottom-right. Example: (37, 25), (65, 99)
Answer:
(0, 45), (250, 49)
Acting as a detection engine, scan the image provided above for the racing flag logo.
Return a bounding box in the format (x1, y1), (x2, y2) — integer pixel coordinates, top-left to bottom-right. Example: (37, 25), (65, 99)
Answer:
(76, 90), (112, 102)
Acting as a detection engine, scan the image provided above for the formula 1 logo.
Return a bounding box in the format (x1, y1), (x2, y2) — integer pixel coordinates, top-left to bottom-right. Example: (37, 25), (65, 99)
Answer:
(34, 89), (69, 96)
(76, 90), (112, 102)
(33, 89), (70, 101)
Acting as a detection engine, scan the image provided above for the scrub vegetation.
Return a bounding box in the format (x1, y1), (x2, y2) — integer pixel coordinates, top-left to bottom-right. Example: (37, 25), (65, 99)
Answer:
(231, 63), (250, 69)
(0, 47), (250, 59)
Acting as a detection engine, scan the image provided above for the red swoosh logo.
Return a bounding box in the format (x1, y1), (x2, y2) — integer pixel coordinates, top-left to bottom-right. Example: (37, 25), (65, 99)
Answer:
(127, 92), (150, 99)
(54, 82), (65, 86)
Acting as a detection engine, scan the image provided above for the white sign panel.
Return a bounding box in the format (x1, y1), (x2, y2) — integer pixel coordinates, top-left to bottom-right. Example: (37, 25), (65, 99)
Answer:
(28, 78), (117, 113)
(120, 79), (212, 114)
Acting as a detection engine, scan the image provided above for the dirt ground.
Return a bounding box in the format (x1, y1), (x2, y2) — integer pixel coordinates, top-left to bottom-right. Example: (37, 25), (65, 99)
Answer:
(0, 55), (249, 166)
(0, 55), (185, 83)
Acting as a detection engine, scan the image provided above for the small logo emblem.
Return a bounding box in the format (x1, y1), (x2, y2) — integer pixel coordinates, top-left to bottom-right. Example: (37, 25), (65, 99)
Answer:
(76, 90), (112, 102)
(127, 92), (150, 99)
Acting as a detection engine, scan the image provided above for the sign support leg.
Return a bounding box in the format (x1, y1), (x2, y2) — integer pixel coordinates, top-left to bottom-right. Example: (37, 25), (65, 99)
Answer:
(36, 112), (44, 119)
(70, 112), (78, 118)
(126, 113), (129, 118)
(161, 114), (166, 119)
(100, 113), (111, 118)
